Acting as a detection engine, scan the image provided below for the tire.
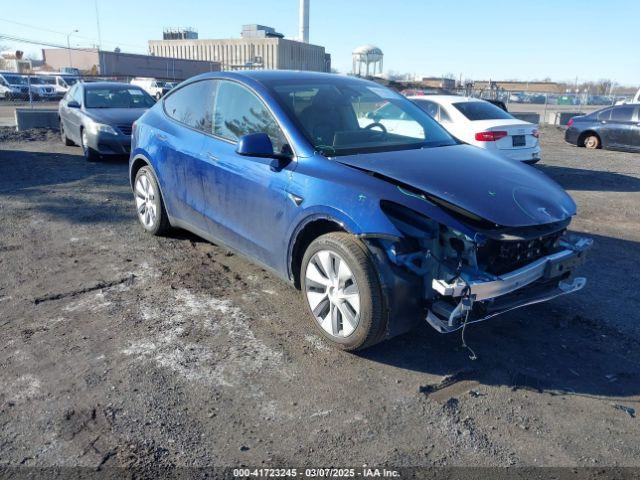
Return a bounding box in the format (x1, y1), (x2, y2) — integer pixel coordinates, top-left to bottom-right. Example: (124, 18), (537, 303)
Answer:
(300, 232), (386, 351)
(155, 92), (162, 100)
(80, 128), (100, 162)
(134, 166), (170, 236)
(583, 133), (600, 149)
(60, 119), (74, 146)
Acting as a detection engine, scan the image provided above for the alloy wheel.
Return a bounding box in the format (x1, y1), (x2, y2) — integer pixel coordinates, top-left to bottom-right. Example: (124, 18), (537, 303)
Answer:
(305, 250), (361, 338)
(135, 173), (157, 229)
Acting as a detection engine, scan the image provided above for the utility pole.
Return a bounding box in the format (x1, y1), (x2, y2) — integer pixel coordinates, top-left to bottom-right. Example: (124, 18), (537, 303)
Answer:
(67, 29), (79, 67)
(94, 0), (103, 50)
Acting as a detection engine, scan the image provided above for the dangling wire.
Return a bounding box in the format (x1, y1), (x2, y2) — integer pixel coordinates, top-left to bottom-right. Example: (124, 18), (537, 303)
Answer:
(459, 282), (477, 361)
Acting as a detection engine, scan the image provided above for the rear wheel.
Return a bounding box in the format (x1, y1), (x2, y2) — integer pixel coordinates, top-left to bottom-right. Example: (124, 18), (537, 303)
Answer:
(134, 166), (170, 236)
(301, 232), (386, 351)
(155, 92), (162, 100)
(583, 133), (601, 149)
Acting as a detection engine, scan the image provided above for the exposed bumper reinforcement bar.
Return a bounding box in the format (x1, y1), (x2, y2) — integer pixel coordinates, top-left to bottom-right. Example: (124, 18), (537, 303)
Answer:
(426, 236), (592, 333)
(426, 277), (586, 333)
(431, 237), (592, 302)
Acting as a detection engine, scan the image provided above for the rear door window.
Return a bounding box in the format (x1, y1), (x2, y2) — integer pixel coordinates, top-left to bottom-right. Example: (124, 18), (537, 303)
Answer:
(597, 108), (612, 121)
(610, 106), (635, 122)
(164, 80), (217, 133)
(212, 80), (287, 154)
(413, 99), (439, 118)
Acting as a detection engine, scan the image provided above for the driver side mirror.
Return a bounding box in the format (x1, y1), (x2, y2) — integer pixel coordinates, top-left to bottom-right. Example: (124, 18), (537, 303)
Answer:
(236, 132), (275, 158)
(67, 100), (80, 108)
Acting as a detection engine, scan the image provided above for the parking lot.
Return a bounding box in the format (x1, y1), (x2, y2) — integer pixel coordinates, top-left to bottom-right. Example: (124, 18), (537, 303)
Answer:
(1, 125), (639, 472)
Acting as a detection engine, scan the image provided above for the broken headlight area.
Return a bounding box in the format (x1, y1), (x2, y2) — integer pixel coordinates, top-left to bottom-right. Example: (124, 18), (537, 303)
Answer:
(375, 201), (592, 333)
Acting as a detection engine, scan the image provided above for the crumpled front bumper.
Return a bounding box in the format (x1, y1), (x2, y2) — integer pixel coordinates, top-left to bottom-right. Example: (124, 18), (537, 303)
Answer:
(426, 236), (592, 333)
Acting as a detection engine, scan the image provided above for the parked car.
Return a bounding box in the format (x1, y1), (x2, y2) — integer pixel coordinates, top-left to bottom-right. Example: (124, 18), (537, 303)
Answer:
(565, 105), (640, 152)
(34, 72), (80, 98)
(59, 81), (155, 161)
(407, 96), (541, 163)
(131, 77), (172, 100)
(27, 76), (58, 100)
(0, 72), (30, 100)
(128, 71), (590, 351)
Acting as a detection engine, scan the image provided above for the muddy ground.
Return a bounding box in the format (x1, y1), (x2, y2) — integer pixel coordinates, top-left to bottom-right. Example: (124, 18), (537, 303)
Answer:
(0, 126), (639, 474)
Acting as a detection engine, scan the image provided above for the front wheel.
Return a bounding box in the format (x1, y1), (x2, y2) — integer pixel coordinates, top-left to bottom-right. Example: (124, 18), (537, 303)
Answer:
(60, 119), (74, 146)
(300, 232), (386, 351)
(80, 128), (100, 161)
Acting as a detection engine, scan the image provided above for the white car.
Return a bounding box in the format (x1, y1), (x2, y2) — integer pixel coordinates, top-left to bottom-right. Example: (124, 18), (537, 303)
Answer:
(130, 78), (169, 100)
(406, 95), (541, 163)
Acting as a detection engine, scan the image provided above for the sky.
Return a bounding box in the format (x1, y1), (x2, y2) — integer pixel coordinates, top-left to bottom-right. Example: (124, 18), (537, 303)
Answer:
(1, 0), (638, 85)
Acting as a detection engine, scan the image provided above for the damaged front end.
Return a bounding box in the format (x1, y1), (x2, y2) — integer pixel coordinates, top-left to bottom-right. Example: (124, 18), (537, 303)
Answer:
(370, 200), (592, 334)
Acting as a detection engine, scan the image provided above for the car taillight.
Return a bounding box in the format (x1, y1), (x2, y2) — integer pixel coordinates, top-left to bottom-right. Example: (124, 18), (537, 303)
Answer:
(567, 118), (574, 127)
(475, 130), (508, 142)
(532, 129), (539, 138)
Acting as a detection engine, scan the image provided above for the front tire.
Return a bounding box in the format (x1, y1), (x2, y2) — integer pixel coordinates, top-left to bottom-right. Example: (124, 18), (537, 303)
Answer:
(300, 232), (386, 351)
(60, 119), (74, 146)
(134, 166), (170, 236)
(80, 128), (100, 161)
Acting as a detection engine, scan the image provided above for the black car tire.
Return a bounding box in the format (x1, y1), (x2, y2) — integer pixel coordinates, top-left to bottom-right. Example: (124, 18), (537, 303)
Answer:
(583, 133), (601, 149)
(134, 166), (170, 236)
(155, 92), (162, 100)
(300, 232), (386, 351)
(80, 128), (100, 162)
(60, 119), (74, 146)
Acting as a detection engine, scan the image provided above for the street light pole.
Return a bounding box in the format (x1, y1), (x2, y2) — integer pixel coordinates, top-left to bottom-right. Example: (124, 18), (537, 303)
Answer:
(67, 29), (79, 67)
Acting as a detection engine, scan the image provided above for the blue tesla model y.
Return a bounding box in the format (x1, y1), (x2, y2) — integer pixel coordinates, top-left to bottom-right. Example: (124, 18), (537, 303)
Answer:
(129, 71), (591, 351)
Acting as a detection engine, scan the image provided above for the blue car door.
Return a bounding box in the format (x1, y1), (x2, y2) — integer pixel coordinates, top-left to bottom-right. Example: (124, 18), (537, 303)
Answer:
(159, 80), (213, 229)
(197, 79), (295, 270)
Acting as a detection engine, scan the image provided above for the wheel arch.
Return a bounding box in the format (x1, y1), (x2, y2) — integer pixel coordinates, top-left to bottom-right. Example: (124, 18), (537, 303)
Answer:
(288, 216), (350, 289)
(129, 154), (151, 189)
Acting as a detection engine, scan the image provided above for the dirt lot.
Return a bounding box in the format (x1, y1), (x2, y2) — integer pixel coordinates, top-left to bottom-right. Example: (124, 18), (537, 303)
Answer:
(1, 126), (639, 473)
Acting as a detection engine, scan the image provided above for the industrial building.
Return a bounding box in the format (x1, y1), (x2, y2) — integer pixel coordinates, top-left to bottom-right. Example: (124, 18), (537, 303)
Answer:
(149, 25), (330, 72)
(41, 48), (220, 80)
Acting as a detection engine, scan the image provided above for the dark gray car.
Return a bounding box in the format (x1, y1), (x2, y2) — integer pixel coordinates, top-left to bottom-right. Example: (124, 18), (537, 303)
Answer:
(565, 104), (640, 152)
(59, 82), (155, 161)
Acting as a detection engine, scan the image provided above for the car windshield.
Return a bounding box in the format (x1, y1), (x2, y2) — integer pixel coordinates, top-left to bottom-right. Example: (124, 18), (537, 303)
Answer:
(3, 75), (28, 85)
(267, 79), (457, 156)
(31, 77), (55, 85)
(84, 86), (155, 108)
(453, 101), (514, 120)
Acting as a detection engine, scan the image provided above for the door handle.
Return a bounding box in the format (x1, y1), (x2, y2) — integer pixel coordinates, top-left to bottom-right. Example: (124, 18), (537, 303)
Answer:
(600, 120), (607, 124)
(205, 152), (218, 162)
(156, 133), (167, 141)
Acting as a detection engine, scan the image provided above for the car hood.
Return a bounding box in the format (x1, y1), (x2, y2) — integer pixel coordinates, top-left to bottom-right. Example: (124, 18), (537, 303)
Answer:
(335, 144), (576, 227)
(84, 108), (148, 125)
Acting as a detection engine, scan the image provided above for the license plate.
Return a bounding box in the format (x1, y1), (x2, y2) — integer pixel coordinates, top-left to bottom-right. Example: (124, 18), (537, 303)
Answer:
(512, 135), (526, 147)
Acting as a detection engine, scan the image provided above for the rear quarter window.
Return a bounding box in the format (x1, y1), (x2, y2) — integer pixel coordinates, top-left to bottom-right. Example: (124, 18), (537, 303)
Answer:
(453, 101), (514, 120)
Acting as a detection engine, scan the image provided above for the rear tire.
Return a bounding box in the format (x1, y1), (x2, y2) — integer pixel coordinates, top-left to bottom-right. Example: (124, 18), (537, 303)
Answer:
(134, 166), (170, 236)
(583, 133), (601, 149)
(300, 232), (386, 351)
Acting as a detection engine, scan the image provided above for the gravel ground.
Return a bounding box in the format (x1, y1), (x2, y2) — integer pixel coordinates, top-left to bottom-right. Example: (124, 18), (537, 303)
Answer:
(0, 126), (639, 474)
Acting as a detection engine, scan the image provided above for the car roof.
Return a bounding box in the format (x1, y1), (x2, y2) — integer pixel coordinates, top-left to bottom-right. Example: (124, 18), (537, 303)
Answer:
(407, 95), (481, 105)
(82, 81), (142, 90)
(187, 70), (381, 89)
